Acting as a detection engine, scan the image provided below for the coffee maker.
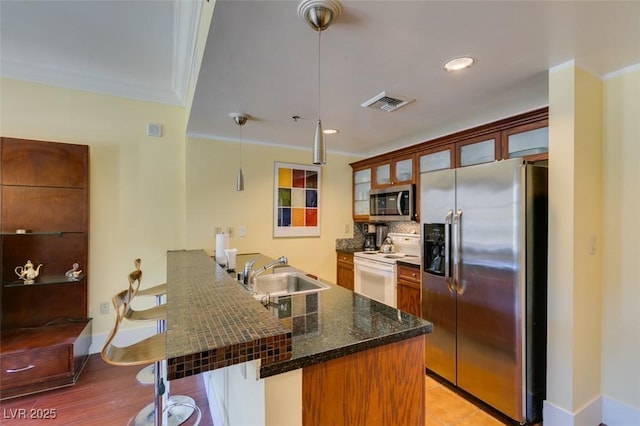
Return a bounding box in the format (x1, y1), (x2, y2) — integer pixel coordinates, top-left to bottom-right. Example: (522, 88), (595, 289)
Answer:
(363, 223), (377, 251)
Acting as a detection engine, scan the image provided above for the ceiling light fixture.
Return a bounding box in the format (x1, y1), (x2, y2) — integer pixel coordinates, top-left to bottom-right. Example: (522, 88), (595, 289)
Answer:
(298, 0), (342, 165)
(323, 128), (338, 135)
(443, 56), (475, 72)
(229, 112), (248, 191)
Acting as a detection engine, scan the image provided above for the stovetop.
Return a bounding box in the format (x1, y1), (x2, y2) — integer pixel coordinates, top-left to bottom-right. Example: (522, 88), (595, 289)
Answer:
(354, 233), (421, 265)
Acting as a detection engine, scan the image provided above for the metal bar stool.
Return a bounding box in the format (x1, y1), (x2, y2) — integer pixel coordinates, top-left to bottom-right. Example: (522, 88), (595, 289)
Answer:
(101, 276), (200, 425)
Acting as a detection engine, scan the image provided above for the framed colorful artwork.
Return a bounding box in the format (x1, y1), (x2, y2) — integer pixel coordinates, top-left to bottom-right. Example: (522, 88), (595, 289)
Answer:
(273, 162), (321, 237)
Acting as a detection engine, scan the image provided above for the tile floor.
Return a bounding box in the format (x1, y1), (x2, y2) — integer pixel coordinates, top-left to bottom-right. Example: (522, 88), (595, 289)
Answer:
(425, 374), (510, 426)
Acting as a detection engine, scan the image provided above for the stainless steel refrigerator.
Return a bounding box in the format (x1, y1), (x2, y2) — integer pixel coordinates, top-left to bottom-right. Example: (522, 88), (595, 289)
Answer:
(420, 158), (547, 424)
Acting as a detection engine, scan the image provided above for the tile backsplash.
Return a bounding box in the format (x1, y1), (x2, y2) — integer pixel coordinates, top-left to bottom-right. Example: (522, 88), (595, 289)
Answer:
(335, 222), (420, 250)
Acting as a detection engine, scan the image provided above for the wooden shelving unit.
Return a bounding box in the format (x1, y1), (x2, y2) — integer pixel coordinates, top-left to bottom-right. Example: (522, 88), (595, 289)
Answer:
(1, 137), (92, 399)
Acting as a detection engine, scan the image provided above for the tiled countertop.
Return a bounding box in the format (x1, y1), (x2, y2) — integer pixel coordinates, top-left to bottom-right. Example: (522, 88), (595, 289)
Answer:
(165, 249), (432, 380)
(165, 250), (291, 380)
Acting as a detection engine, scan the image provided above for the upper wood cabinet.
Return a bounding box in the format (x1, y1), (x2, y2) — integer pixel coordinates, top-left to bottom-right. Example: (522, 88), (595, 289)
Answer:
(419, 143), (454, 173)
(352, 166), (372, 222)
(351, 107), (548, 221)
(372, 154), (415, 188)
(502, 119), (549, 163)
(351, 153), (417, 222)
(417, 108), (548, 171)
(457, 132), (501, 167)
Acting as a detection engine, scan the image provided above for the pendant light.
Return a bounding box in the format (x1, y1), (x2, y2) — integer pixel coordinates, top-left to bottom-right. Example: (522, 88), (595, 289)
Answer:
(298, 0), (342, 165)
(229, 112), (248, 191)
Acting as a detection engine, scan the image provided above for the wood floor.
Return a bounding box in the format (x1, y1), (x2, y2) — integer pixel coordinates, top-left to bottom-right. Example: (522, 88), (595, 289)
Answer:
(0, 354), (211, 425)
(1, 354), (531, 426)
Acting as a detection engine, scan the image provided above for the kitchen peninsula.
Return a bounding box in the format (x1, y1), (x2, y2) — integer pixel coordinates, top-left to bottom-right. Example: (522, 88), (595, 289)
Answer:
(165, 249), (432, 426)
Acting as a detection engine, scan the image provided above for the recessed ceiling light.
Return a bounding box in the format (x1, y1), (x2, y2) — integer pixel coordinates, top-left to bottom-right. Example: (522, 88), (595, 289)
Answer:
(323, 128), (338, 135)
(443, 56), (475, 72)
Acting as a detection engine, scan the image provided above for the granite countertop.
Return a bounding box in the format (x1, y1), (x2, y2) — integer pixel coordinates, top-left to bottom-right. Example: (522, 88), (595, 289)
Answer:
(233, 254), (432, 378)
(397, 257), (421, 267)
(165, 249), (432, 381)
(336, 247), (360, 255)
(259, 277), (432, 377)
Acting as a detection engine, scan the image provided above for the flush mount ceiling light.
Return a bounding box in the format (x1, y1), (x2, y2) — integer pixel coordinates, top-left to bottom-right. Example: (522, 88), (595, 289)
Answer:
(298, 0), (342, 165)
(443, 56), (476, 72)
(229, 112), (248, 191)
(323, 128), (338, 135)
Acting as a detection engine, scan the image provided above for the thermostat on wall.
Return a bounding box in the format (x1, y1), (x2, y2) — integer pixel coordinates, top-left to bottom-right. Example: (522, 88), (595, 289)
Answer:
(146, 122), (163, 137)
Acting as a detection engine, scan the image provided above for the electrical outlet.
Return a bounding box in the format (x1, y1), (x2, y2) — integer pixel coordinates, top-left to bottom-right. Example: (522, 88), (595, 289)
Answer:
(239, 225), (247, 237)
(100, 302), (110, 315)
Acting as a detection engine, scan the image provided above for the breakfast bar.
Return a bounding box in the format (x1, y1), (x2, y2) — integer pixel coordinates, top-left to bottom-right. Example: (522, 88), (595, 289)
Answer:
(165, 249), (432, 425)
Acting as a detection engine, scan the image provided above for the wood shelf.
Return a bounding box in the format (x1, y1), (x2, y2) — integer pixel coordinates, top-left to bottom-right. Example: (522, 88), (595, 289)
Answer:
(1, 137), (91, 399)
(4, 275), (85, 288)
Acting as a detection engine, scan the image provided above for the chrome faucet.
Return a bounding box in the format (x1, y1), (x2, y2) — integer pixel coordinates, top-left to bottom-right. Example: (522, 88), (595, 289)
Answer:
(242, 256), (288, 288)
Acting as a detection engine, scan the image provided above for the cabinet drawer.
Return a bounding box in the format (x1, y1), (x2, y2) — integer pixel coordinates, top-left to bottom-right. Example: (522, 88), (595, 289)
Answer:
(397, 265), (420, 285)
(1, 346), (71, 387)
(336, 253), (354, 266)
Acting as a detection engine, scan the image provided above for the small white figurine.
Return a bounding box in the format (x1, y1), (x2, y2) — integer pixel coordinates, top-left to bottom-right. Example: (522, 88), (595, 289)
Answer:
(15, 260), (43, 284)
(65, 263), (83, 281)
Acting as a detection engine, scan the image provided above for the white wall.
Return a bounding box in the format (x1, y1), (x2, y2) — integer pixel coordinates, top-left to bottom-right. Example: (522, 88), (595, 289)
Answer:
(545, 63), (640, 425)
(184, 136), (360, 282)
(601, 66), (640, 424)
(0, 78), (186, 337)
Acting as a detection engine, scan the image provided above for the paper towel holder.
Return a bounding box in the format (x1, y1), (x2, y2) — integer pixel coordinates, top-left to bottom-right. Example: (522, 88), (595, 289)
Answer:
(215, 233), (229, 267)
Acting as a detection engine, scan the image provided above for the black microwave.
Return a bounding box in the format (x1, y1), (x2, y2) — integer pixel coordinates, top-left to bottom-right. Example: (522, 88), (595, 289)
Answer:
(369, 184), (415, 222)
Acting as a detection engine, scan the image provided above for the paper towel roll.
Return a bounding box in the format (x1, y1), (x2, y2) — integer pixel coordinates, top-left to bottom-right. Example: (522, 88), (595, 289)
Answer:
(215, 233), (228, 266)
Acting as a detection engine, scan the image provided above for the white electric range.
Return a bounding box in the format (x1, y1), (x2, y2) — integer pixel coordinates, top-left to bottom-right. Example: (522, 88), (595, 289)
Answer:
(353, 233), (421, 307)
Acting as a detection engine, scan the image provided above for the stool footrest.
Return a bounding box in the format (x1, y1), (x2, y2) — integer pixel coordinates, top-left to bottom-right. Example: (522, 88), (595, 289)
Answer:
(133, 395), (200, 426)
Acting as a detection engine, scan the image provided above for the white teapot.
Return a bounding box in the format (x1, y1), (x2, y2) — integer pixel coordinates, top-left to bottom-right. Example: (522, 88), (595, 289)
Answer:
(15, 260), (42, 284)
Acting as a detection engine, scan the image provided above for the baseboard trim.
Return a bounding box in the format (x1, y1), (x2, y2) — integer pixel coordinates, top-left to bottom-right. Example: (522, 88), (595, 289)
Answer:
(602, 395), (640, 426)
(88, 324), (157, 354)
(543, 395), (601, 426)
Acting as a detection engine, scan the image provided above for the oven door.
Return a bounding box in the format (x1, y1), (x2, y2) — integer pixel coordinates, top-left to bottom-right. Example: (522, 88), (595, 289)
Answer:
(354, 257), (397, 308)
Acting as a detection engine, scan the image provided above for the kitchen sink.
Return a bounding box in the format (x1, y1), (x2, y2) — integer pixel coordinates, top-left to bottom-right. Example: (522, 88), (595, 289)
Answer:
(252, 272), (330, 297)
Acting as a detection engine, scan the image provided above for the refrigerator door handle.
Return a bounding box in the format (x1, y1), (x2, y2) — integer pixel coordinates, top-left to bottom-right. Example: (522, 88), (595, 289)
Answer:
(453, 209), (464, 295)
(444, 210), (454, 293)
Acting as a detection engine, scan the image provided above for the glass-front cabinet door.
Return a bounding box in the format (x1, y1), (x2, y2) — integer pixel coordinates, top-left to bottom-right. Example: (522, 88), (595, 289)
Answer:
(374, 163), (391, 187)
(457, 132), (500, 167)
(373, 154), (414, 187)
(394, 157), (413, 183)
(503, 121), (548, 163)
(419, 143), (454, 173)
(353, 167), (371, 221)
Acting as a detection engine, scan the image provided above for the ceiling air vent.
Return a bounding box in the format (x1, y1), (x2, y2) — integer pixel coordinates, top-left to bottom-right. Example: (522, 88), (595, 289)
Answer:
(360, 91), (414, 112)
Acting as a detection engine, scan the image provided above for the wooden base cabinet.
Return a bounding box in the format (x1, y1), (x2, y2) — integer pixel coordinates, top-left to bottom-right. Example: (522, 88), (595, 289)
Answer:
(336, 252), (354, 291)
(1, 138), (91, 399)
(397, 263), (421, 317)
(0, 321), (91, 399)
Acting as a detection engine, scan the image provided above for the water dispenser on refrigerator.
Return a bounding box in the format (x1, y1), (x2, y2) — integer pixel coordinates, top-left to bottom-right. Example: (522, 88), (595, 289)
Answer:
(423, 223), (446, 276)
